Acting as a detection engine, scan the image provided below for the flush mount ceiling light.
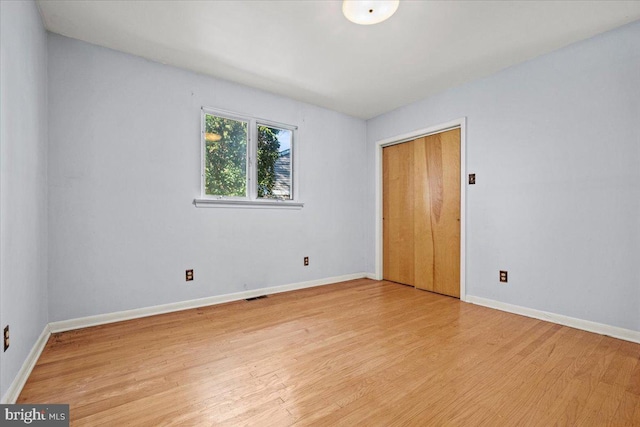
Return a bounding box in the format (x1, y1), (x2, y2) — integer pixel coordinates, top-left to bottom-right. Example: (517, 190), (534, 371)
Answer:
(342, 0), (400, 25)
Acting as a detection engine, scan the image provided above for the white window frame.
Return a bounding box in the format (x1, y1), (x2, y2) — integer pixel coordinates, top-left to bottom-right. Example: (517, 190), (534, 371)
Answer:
(194, 107), (303, 209)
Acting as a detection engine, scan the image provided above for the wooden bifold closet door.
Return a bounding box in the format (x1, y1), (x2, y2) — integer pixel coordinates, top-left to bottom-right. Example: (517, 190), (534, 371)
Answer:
(383, 128), (460, 298)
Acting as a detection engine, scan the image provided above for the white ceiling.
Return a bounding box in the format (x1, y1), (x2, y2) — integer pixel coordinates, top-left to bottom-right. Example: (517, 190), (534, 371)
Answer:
(37, 1), (640, 119)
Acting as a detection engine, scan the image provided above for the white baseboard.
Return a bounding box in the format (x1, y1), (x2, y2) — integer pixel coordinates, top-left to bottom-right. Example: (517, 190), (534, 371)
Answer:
(49, 273), (370, 333)
(3, 273), (370, 404)
(466, 295), (640, 344)
(365, 272), (379, 280)
(1, 324), (51, 404)
(5, 281), (637, 404)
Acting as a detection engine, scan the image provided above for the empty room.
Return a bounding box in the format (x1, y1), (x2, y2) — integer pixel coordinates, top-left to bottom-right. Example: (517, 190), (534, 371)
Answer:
(1, 0), (640, 425)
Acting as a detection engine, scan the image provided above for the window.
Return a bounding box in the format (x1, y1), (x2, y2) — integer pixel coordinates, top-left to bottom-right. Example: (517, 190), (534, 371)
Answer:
(203, 114), (248, 197)
(258, 124), (292, 200)
(196, 108), (301, 208)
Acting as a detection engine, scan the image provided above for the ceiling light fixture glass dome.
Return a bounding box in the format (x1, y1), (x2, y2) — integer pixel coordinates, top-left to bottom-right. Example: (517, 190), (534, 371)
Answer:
(342, 0), (400, 25)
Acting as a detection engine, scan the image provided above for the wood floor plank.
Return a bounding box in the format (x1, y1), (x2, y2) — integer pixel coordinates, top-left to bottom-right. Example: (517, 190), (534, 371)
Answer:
(17, 279), (640, 426)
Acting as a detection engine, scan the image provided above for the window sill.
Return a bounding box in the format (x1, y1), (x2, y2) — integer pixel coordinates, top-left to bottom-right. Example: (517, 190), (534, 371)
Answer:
(193, 198), (304, 209)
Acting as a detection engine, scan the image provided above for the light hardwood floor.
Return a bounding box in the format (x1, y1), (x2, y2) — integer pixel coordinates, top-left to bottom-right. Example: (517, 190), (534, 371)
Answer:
(19, 279), (640, 426)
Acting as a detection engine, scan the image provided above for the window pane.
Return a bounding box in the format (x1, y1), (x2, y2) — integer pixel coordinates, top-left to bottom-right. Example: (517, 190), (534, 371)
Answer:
(258, 125), (292, 199)
(204, 114), (248, 197)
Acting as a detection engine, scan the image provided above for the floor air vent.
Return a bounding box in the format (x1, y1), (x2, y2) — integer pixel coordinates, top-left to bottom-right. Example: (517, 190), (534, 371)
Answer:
(245, 295), (268, 301)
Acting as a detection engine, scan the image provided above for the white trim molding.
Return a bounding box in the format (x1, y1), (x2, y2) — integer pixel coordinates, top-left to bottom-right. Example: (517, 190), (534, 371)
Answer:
(466, 295), (640, 344)
(374, 118), (467, 301)
(1, 324), (51, 404)
(49, 273), (368, 333)
(194, 198), (303, 209)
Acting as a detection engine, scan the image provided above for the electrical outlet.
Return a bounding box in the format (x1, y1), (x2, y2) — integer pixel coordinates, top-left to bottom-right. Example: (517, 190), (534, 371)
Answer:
(304, 257), (309, 266)
(500, 270), (508, 283)
(186, 269), (194, 281)
(469, 173), (476, 185)
(3, 325), (9, 352)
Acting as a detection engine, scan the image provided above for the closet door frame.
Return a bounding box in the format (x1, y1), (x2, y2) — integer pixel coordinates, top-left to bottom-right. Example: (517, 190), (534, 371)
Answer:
(374, 118), (467, 301)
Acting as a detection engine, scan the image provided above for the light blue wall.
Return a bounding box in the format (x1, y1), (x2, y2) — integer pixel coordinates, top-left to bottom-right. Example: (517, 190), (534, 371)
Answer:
(0, 0), (49, 400)
(47, 34), (368, 321)
(366, 21), (640, 331)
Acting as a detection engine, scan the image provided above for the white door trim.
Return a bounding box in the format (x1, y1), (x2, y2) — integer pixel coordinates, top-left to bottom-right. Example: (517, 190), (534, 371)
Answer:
(374, 118), (467, 301)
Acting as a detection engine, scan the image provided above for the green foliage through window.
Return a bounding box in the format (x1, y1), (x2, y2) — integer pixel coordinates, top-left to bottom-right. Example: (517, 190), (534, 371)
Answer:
(203, 111), (294, 200)
(204, 115), (247, 197)
(258, 126), (291, 199)
(257, 125), (279, 197)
